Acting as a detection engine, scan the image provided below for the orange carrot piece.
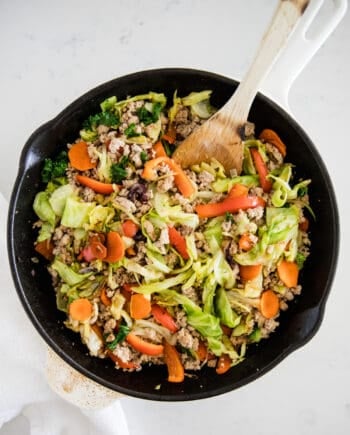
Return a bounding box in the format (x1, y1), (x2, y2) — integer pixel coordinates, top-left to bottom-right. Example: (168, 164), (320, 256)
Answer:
(216, 354), (231, 375)
(69, 298), (93, 321)
(130, 294), (152, 320)
(196, 195), (265, 219)
(250, 148), (272, 193)
(163, 340), (185, 383)
(299, 217), (309, 232)
(126, 246), (137, 257)
(68, 141), (96, 171)
(141, 156), (195, 198)
(196, 340), (208, 361)
(107, 350), (140, 370)
(100, 287), (111, 306)
(227, 183), (249, 198)
(260, 290), (280, 319)
(277, 260), (299, 288)
(151, 304), (178, 333)
(91, 323), (104, 341)
(34, 239), (54, 261)
(259, 129), (287, 157)
(238, 233), (254, 252)
(239, 264), (263, 282)
(162, 124), (176, 144)
(76, 174), (115, 194)
(168, 226), (189, 260)
(122, 220), (139, 238)
(126, 333), (164, 356)
(90, 241), (107, 259)
(104, 231), (125, 263)
(153, 140), (167, 157)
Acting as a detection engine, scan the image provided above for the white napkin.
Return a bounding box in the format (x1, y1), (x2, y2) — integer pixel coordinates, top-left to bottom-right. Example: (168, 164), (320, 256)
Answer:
(0, 192), (129, 435)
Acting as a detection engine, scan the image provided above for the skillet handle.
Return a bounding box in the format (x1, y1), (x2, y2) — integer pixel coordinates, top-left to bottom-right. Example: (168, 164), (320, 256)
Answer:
(261, 0), (347, 111)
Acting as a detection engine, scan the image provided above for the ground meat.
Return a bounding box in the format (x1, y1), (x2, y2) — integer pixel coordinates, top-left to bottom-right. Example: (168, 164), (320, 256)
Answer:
(198, 170), (215, 189)
(115, 196), (137, 214)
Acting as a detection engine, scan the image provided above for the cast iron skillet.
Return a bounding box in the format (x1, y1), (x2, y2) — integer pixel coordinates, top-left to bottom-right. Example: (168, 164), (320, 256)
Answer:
(7, 68), (339, 401)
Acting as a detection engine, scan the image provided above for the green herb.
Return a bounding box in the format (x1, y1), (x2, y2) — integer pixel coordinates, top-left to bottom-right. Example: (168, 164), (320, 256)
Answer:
(140, 151), (149, 163)
(137, 102), (162, 126)
(41, 151), (68, 183)
(298, 185), (308, 197)
(124, 123), (140, 138)
(225, 212), (234, 222)
(110, 156), (129, 183)
(83, 111), (120, 130)
(105, 324), (130, 350)
(296, 252), (306, 269)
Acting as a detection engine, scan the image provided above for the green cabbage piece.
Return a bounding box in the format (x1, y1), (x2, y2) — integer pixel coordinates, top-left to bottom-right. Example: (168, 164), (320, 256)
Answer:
(61, 197), (95, 228)
(206, 336), (240, 361)
(51, 258), (92, 286)
(212, 175), (259, 193)
(181, 91), (214, 119)
(131, 269), (193, 295)
(49, 184), (75, 217)
(168, 90), (182, 124)
(33, 191), (56, 226)
(202, 274), (217, 314)
(153, 192), (199, 229)
(100, 96), (117, 112)
(80, 129), (98, 142)
(203, 216), (224, 249)
(215, 287), (241, 328)
(123, 258), (164, 283)
(89, 205), (115, 231)
(115, 92), (166, 110)
(37, 222), (54, 243)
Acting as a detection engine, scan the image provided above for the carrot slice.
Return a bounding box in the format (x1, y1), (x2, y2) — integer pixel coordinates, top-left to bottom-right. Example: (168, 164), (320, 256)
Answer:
(196, 340), (208, 361)
(277, 260), (299, 288)
(69, 298), (93, 321)
(259, 129), (287, 157)
(239, 264), (262, 282)
(299, 217), (309, 232)
(100, 287), (111, 306)
(141, 156), (195, 198)
(153, 140), (167, 157)
(195, 195), (265, 218)
(238, 233), (254, 251)
(216, 354), (231, 375)
(90, 241), (107, 259)
(260, 290), (280, 319)
(126, 333), (164, 356)
(76, 174), (115, 194)
(122, 220), (139, 238)
(162, 124), (176, 144)
(104, 231), (125, 263)
(34, 239), (54, 261)
(151, 304), (178, 333)
(168, 226), (189, 260)
(130, 294), (152, 319)
(227, 183), (249, 198)
(250, 148), (272, 193)
(68, 141), (96, 171)
(163, 340), (185, 383)
(107, 350), (140, 370)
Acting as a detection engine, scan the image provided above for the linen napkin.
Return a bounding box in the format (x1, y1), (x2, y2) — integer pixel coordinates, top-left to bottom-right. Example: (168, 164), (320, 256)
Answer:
(0, 192), (129, 435)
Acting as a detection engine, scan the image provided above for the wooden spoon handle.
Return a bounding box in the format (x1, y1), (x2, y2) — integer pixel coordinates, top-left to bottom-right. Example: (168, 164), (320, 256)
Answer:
(222, 0), (310, 122)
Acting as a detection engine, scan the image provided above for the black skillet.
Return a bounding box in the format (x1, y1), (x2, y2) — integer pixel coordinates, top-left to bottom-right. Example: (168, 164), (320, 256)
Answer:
(7, 68), (339, 401)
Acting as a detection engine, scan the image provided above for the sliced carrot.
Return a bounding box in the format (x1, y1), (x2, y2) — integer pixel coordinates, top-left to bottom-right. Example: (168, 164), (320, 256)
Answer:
(100, 287), (111, 306)
(163, 340), (185, 383)
(90, 241), (107, 260)
(196, 340), (208, 361)
(196, 195), (265, 219)
(260, 290), (280, 319)
(130, 294), (152, 320)
(151, 304), (178, 333)
(250, 148), (272, 193)
(107, 350), (140, 370)
(122, 283), (135, 293)
(153, 140), (167, 157)
(76, 174), (115, 194)
(122, 220), (139, 238)
(104, 231), (125, 263)
(91, 323), (104, 341)
(277, 260), (299, 288)
(34, 239), (54, 261)
(238, 233), (254, 252)
(68, 141), (96, 171)
(168, 226), (189, 260)
(162, 124), (176, 144)
(69, 298), (93, 321)
(126, 333), (164, 356)
(259, 129), (287, 157)
(227, 183), (249, 198)
(239, 264), (262, 282)
(216, 354), (231, 375)
(141, 156), (195, 198)
(126, 246), (137, 257)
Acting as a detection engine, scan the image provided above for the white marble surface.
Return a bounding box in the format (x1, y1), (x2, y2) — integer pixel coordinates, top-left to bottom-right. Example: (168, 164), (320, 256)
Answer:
(1, 0), (350, 434)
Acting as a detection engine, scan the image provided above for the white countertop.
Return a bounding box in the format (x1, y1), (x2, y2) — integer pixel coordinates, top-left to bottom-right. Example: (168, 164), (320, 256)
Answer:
(1, 1), (350, 434)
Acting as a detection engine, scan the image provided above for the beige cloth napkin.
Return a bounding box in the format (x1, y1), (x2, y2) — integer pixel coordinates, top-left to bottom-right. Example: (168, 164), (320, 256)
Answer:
(0, 192), (129, 435)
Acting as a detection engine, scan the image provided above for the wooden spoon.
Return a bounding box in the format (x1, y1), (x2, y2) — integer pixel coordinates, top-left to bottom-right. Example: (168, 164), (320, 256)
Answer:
(173, 0), (310, 174)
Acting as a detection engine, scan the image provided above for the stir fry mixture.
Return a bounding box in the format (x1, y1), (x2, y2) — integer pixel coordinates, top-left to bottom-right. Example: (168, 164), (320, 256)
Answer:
(33, 90), (312, 382)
